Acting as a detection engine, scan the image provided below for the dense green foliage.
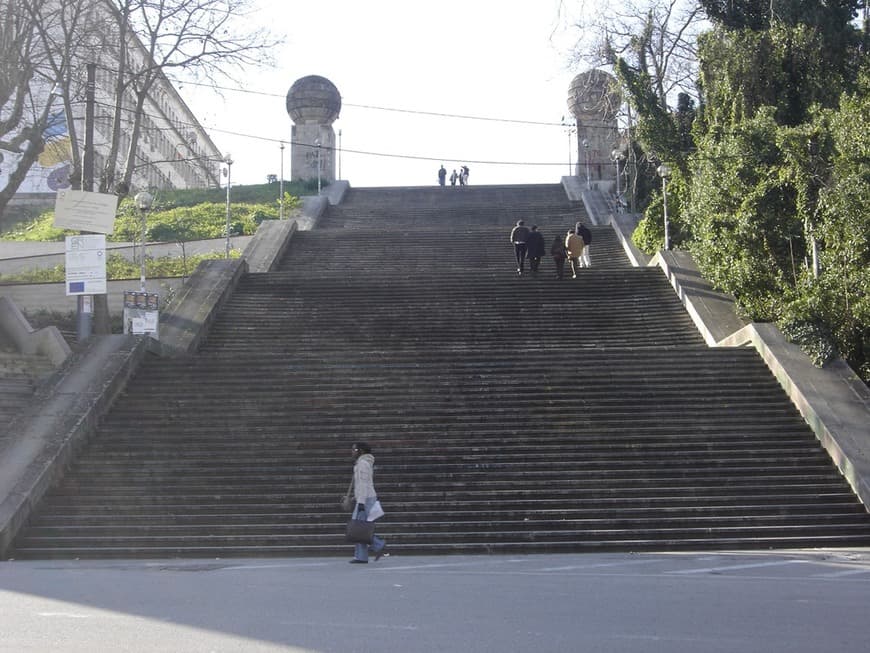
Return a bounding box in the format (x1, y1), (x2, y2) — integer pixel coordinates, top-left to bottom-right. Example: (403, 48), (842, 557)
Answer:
(619, 0), (869, 381)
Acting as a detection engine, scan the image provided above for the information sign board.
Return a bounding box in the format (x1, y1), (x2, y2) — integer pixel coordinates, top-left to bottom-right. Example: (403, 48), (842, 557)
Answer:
(54, 190), (118, 234)
(65, 234), (107, 295)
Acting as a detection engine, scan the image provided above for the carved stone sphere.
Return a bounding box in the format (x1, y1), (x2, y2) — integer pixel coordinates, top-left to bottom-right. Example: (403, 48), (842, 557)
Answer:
(286, 75), (342, 124)
(568, 69), (620, 121)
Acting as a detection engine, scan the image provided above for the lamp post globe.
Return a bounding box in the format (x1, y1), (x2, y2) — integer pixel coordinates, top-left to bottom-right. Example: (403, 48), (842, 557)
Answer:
(134, 190), (153, 211)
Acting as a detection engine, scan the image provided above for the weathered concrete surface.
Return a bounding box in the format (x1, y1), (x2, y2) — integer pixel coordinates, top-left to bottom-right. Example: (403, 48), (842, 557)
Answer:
(243, 220), (297, 273)
(0, 335), (146, 556)
(324, 180), (350, 205)
(610, 211), (650, 267)
(153, 258), (247, 357)
(0, 296), (70, 366)
(721, 323), (870, 508)
(561, 175), (585, 202)
(651, 250), (749, 347)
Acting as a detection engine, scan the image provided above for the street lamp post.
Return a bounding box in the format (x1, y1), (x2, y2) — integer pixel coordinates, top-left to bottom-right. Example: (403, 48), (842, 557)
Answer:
(561, 116), (576, 176)
(314, 139), (322, 194)
(134, 191), (153, 292)
(611, 150), (624, 211)
(657, 163), (671, 251)
(279, 142), (285, 220)
(582, 139), (591, 189)
(338, 129), (342, 180)
(224, 154), (233, 258)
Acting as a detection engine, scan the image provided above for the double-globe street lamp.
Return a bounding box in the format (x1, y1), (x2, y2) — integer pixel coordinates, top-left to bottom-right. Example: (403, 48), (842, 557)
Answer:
(611, 149), (625, 211)
(134, 190), (153, 292)
(657, 163), (671, 251)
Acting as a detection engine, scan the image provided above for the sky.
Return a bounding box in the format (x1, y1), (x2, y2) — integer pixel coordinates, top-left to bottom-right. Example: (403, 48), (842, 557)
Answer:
(177, 1), (585, 188)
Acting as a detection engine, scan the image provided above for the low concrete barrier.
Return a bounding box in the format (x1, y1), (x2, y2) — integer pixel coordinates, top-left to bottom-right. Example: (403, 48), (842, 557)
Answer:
(651, 250), (748, 347)
(151, 258), (248, 357)
(0, 296), (71, 366)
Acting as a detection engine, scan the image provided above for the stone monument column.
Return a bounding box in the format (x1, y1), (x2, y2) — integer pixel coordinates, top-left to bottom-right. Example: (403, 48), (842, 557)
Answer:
(285, 75), (341, 185)
(567, 70), (620, 188)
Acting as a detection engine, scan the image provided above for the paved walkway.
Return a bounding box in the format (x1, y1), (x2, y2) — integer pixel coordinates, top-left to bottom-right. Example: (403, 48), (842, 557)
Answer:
(0, 236), (253, 275)
(2, 550), (869, 652)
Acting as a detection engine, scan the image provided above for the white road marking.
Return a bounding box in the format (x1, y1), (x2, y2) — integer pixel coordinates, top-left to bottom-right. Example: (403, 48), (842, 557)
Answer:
(217, 562), (332, 571)
(537, 558), (660, 572)
(380, 559), (525, 572)
(670, 559), (807, 575)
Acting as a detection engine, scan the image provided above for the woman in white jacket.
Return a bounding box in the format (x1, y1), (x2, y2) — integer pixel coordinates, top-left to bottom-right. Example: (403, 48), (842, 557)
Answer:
(350, 442), (387, 563)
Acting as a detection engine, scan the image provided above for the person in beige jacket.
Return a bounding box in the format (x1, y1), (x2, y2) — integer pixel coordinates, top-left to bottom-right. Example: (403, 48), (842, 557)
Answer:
(349, 441), (387, 563)
(565, 231), (586, 279)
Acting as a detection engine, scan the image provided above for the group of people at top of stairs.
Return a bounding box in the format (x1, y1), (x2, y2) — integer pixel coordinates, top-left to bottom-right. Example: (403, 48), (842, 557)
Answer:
(438, 164), (470, 186)
(510, 219), (592, 279)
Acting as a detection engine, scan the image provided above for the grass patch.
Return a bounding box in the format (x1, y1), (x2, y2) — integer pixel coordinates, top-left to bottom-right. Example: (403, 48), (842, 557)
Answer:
(0, 250), (241, 284)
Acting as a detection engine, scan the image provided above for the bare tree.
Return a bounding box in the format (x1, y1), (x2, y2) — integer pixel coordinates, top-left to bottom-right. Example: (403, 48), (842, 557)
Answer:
(2, 0), (279, 207)
(97, 0), (280, 195)
(0, 0), (61, 214)
(558, 0), (705, 208)
(562, 0), (705, 107)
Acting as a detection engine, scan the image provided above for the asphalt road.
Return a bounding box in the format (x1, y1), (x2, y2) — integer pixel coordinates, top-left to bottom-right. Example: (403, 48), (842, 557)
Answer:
(2, 550), (869, 652)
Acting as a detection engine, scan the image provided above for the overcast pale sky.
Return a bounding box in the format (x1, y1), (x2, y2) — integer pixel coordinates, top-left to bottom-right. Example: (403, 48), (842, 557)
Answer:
(179, 1), (585, 188)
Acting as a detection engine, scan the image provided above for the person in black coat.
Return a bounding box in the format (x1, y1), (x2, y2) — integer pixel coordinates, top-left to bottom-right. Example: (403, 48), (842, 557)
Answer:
(509, 220), (531, 274)
(526, 225), (546, 272)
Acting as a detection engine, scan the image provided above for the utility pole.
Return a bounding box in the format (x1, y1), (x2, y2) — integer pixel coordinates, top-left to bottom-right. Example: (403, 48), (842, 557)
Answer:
(73, 63), (97, 342)
(84, 63), (112, 336)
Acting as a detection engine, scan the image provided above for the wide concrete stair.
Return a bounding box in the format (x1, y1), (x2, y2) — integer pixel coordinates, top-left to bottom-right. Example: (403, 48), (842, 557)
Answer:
(11, 184), (870, 558)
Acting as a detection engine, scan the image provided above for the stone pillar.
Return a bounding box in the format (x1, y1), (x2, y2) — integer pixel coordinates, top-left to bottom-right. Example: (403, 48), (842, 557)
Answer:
(567, 70), (621, 188)
(285, 75), (341, 185)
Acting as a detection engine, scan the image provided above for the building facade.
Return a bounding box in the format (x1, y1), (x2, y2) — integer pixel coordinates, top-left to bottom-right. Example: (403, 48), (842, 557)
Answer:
(1, 0), (223, 212)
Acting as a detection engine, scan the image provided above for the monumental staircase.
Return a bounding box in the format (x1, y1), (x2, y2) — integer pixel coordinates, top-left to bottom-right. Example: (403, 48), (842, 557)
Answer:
(10, 184), (870, 558)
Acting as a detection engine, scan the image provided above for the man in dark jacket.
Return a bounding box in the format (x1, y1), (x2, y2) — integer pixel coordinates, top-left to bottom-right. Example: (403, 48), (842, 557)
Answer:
(575, 221), (592, 268)
(526, 225), (546, 272)
(509, 220), (531, 274)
